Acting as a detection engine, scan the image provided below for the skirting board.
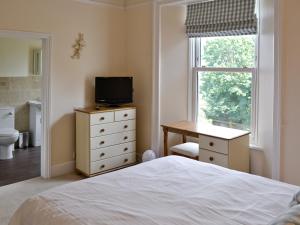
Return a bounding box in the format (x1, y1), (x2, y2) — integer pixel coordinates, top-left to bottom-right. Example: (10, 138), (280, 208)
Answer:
(51, 161), (75, 178)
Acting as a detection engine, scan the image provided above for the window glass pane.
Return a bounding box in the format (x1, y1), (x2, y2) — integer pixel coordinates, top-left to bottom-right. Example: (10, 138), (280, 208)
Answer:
(197, 71), (252, 131)
(200, 35), (256, 68)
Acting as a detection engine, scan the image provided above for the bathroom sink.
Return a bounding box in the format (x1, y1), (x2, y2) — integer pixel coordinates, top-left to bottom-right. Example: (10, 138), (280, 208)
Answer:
(28, 100), (41, 110)
(28, 100), (41, 147)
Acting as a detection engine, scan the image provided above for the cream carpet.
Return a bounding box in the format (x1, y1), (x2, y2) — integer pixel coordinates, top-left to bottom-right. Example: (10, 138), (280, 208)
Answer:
(0, 173), (84, 225)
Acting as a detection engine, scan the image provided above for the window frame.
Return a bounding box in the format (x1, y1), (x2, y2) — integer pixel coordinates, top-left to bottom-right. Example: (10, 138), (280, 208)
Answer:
(188, 36), (259, 145)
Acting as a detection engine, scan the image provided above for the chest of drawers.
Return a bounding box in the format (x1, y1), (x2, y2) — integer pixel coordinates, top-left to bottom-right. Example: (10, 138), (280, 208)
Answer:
(198, 133), (250, 172)
(75, 106), (136, 176)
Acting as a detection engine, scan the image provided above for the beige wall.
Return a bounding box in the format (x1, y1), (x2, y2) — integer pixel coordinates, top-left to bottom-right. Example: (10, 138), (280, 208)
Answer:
(280, 0), (300, 185)
(0, 76), (41, 132)
(125, 3), (153, 160)
(2, 0), (299, 185)
(0, 0), (127, 166)
(0, 38), (42, 77)
(160, 5), (188, 151)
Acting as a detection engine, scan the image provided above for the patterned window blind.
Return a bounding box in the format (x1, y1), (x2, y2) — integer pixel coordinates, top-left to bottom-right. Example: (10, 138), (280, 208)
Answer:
(185, 0), (258, 37)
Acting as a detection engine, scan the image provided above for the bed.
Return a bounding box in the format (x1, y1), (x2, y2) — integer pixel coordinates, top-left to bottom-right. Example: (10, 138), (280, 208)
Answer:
(9, 156), (299, 225)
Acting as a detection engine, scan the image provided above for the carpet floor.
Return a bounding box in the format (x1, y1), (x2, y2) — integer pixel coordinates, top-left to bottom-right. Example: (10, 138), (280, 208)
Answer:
(0, 173), (84, 225)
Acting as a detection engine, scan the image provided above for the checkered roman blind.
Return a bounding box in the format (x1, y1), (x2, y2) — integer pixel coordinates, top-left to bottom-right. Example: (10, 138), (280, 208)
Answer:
(185, 0), (258, 37)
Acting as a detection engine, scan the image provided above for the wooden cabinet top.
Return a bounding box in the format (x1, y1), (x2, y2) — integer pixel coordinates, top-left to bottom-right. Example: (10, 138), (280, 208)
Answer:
(161, 120), (250, 140)
(75, 105), (136, 114)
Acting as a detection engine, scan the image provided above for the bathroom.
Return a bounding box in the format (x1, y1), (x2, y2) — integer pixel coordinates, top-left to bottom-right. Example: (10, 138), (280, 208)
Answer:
(0, 37), (42, 186)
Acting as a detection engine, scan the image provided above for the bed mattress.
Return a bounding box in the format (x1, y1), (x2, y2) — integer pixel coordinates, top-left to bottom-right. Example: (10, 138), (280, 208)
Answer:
(9, 156), (299, 225)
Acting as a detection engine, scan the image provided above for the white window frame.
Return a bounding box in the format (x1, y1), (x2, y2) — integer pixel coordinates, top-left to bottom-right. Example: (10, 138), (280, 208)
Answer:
(188, 36), (259, 145)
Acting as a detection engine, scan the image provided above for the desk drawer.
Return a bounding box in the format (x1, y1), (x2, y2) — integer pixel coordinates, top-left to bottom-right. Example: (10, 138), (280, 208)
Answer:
(199, 135), (228, 154)
(90, 131), (136, 149)
(115, 109), (136, 121)
(90, 120), (136, 137)
(90, 141), (136, 161)
(199, 149), (228, 168)
(90, 112), (114, 125)
(90, 153), (136, 174)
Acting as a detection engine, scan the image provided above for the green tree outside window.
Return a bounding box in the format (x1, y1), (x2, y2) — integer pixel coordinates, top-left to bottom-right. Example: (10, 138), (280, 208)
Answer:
(198, 36), (256, 130)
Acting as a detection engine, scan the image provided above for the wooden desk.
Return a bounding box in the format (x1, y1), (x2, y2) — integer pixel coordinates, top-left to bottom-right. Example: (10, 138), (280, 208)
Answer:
(161, 121), (251, 172)
(161, 120), (250, 156)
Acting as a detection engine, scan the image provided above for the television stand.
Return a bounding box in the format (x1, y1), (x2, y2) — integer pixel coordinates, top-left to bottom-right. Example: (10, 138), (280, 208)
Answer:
(74, 106), (137, 177)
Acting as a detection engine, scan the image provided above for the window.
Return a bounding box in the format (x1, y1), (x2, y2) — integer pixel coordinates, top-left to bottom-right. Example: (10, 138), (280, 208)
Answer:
(185, 0), (258, 144)
(190, 35), (258, 143)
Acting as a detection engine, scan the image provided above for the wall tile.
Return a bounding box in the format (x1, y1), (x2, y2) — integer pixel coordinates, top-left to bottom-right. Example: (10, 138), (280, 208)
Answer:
(0, 78), (9, 90)
(0, 76), (41, 131)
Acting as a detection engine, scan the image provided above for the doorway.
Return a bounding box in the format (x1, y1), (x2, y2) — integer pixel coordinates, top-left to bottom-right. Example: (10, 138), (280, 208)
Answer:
(0, 30), (51, 186)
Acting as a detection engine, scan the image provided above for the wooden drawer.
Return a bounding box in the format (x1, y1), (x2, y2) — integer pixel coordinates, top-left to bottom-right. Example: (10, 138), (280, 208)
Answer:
(90, 131), (136, 149)
(199, 149), (228, 168)
(115, 109), (136, 121)
(90, 152), (136, 174)
(90, 112), (114, 125)
(198, 135), (228, 155)
(90, 120), (136, 137)
(90, 141), (136, 162)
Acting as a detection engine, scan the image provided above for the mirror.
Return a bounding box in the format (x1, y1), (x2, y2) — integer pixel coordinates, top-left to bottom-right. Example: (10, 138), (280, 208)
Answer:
(0, 37), (42, 77)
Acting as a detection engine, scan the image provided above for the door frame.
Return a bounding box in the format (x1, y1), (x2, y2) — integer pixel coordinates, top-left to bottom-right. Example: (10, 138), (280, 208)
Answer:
(0, 30), (52, 178)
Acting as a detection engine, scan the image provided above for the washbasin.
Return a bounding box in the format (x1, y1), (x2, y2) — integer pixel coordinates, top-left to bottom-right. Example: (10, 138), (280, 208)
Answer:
(28, 100), (41, 110)
(28, 100), (41, 147)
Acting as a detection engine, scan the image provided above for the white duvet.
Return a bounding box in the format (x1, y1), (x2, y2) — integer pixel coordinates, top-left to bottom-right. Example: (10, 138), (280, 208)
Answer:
(9, 156), (299, 225)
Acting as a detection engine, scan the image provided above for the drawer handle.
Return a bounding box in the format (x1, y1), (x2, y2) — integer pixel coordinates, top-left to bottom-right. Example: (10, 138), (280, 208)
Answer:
(100, 117), (105, 121)
(100, 129), (105, 133)
(100, 164), (105, 169)
(124, 136), (128, 140)
(209, 142), (214, 147)
(209, 156), (214, 162)
(124, 125), (128, 129)
(124, 147), (128, 152)
(99, 141), (105, 145)
(124, 114), (128, 117)
(124, 158), (129, 163)
(100, 153), (105, 157)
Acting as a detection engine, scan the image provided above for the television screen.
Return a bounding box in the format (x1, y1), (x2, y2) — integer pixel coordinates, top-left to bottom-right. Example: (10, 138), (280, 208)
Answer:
(95, 77), (133, 105)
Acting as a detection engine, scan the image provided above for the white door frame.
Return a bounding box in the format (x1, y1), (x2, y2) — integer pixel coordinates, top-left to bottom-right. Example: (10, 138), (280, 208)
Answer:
(0, 30), (52, 178)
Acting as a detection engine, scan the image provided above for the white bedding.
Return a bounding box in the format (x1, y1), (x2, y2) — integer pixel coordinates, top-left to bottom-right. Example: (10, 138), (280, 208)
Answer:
(9, 156), (298, 225)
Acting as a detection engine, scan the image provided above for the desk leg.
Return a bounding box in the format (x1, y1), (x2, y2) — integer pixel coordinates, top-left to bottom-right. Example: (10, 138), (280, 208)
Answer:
(163, 128), (168, 157)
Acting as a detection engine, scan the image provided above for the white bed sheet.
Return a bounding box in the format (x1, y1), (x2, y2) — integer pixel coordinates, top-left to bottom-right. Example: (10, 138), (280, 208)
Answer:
(9, 156), (299, 225)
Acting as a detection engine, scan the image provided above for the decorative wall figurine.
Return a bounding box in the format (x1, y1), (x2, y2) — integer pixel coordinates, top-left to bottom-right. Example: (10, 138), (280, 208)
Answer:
(71, 32), (86, 59)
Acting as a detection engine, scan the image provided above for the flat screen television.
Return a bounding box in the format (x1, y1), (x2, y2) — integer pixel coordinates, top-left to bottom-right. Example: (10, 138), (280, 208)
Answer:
(95, 77), (133, 105)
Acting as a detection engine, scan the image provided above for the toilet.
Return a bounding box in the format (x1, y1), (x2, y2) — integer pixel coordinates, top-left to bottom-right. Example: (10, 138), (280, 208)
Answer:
(0, 107), (19, 160)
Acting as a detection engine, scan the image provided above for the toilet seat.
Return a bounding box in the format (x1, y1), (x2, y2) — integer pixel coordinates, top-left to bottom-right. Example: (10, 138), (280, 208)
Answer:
(0, 128), (19, 137)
